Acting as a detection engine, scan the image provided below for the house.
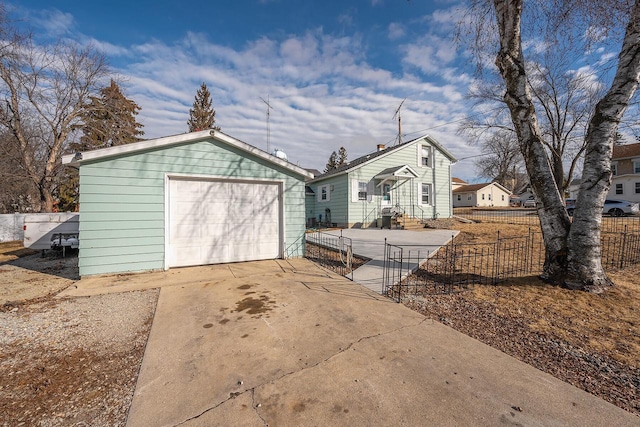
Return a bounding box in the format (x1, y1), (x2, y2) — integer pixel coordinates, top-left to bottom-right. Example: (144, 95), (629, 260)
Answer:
(452, 182), (511, 207)
(306, 134), (457, 228)
(608, 142), (640, 202)
(62, 130), (312, 277)
(452, 177), (467, 190)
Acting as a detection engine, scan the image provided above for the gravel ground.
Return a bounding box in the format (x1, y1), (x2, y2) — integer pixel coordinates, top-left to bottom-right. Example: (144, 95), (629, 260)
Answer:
(0, 248), (158, 427)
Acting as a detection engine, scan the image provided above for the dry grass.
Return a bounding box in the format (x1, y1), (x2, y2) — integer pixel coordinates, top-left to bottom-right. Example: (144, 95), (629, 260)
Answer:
(0, 241), (38, 263)
(450, 222), (640, 368)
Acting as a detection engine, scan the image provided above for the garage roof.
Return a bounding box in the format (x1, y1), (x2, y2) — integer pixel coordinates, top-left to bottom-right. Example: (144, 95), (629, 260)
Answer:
(62, 129), (313, 179)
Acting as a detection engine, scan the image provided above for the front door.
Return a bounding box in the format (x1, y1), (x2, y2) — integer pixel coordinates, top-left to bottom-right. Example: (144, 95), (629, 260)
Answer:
(382, 183), (391, 206)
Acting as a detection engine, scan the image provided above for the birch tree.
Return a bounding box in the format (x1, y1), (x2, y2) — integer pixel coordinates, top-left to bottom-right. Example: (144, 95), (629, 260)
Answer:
(464, 0), (640, 292)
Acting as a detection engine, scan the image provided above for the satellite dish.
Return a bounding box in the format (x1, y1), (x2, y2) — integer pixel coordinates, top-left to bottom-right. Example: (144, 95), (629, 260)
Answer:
(271, 148), (288, 161)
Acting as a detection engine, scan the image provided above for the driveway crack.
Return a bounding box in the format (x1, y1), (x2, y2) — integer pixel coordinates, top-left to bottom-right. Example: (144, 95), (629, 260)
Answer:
(171, 316), (429, 426)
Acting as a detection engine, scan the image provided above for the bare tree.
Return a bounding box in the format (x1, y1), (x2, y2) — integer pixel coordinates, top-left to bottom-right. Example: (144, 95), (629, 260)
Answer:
(474, 130), (524, 191)
(0, 15), (109, 212)
(460, 51), (601, 194)
(462, 0), (640, 292)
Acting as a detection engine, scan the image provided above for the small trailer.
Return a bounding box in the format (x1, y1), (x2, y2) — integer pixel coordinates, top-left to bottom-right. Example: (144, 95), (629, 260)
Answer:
(23, 213), (79, 253)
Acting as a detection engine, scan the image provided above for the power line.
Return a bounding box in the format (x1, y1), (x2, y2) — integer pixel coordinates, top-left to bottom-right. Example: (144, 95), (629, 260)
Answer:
(381, 105), (506, 146)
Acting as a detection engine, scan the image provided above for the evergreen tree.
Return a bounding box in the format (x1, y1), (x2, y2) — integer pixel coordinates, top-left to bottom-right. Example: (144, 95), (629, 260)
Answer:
(188, 82), (220, 132)
(62, 80), (144, 211)
(325, 151), (338, 172)
(75, 79), (144, 151)
(337, 146), (347, 166)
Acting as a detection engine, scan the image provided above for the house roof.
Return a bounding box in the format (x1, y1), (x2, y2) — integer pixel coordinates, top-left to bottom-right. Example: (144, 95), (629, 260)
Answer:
(304, 168), (322, 178)
(62, 129), (313, 179)
(452, 177), (467, 184)
(309, 134), (457, 183)
(612, 142), (640, 160)
(452, 182), (512, 194)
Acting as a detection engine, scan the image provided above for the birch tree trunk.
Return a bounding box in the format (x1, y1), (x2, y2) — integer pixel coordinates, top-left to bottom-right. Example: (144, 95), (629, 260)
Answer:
(493, 0), (572, 283)
(565, 1), (640, 292)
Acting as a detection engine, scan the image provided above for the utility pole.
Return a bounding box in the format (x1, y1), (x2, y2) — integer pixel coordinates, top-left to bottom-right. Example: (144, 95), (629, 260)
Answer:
(392, 98), (406, 145)
(260, 95), (274, 153)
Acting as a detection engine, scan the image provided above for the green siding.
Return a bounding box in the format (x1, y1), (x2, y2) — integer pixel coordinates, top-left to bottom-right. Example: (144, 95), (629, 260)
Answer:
(309, 137), (453, 227)
(307, 174), (349, 226)
(77, 138), (306, 276)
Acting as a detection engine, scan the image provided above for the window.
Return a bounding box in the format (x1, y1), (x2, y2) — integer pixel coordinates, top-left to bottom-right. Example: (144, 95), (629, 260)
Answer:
(634, 161), (640, 174)
(488, 194), (492, 201)
(612, 163), (618, 176)
(501, 194), (505, 201)
(421, 183), (431, 204)
(358, 181), (367, 200)
(318, 184), (330, 202)
(482, 194), (485, 200)
(616, 183), (623, 195)
(467, 194), (472, 201)
(457, 194), (461, 201)
(421, 145), (431, 167)
(636, 182), (640, 194)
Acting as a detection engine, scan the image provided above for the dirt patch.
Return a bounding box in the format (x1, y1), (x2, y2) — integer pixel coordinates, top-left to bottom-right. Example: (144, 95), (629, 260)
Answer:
(0, 243), (159, 426)
(405, 222), (640, 416)
(1, 247), (79, 307)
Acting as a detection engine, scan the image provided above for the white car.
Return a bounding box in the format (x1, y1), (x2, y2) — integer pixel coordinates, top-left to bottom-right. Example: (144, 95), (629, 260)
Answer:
(602, 199), (639, 217)
(523, 199), (536, 208)
(567, 199), (639, 216)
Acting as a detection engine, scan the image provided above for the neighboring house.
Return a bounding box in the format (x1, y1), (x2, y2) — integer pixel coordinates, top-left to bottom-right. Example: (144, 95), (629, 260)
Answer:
(608, 143), (640, 203)
(452, 182), (511, 207)
(452, 177), (467, 190)
(306, 134), (457, 228)
(63, 130), (312, 277)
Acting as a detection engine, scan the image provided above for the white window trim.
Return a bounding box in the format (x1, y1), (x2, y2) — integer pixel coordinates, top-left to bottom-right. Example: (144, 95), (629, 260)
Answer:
(615, 183), (624, 195)
(318, 184), (330, 202)
(417, 144), (432, 168)
(634, 160), (640, 174)
(351, 179), (373, 202)
(419, 182), (432, 205)
(612, 162), (618, 176)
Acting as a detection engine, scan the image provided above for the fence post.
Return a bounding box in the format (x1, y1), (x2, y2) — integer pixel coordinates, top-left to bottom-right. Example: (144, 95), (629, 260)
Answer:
(494, 230), (501, 285)
(620, 225), (628, 269)
(383, 237), (387, 294)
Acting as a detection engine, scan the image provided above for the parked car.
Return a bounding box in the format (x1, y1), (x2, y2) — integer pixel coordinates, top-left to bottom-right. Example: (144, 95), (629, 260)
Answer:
(566, 199), (639, 216)
(523, 198), (536, 208)
(603, 199), (639, 216)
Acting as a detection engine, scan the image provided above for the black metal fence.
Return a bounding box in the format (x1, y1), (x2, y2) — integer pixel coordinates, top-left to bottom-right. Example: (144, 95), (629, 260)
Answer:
(453, 207), (640, 233)
(384, 227), (640, 302)
(305, 230), (354, 279)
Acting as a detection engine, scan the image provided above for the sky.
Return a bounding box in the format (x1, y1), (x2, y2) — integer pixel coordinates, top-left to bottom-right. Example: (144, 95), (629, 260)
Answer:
(8, 1), (628, 181)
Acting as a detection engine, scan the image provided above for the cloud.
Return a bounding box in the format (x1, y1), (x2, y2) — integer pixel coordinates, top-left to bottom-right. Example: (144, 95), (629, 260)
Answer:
(11, 5), (76, 37)
(388, 23), (405, 40)
(15, 6), (477, 176)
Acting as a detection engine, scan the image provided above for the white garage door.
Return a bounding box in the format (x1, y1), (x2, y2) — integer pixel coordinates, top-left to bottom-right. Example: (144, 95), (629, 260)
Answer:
(168, 178), (281, 268)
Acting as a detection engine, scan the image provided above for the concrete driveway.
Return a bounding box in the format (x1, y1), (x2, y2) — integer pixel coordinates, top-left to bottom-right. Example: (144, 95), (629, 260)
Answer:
(64, 259), (638, 426)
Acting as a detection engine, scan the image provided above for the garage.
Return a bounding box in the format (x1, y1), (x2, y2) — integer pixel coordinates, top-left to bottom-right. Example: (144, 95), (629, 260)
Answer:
(63, 130), (312, 277)
(168, 178), (281, 267)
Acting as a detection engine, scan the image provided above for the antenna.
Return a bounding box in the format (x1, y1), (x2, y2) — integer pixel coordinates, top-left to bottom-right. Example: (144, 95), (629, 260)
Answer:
(392, 98), (406, 145)
(260, 95), (274, 152)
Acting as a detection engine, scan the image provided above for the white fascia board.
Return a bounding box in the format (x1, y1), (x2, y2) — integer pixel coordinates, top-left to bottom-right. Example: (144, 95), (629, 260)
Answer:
(62, 130), (313, 179)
